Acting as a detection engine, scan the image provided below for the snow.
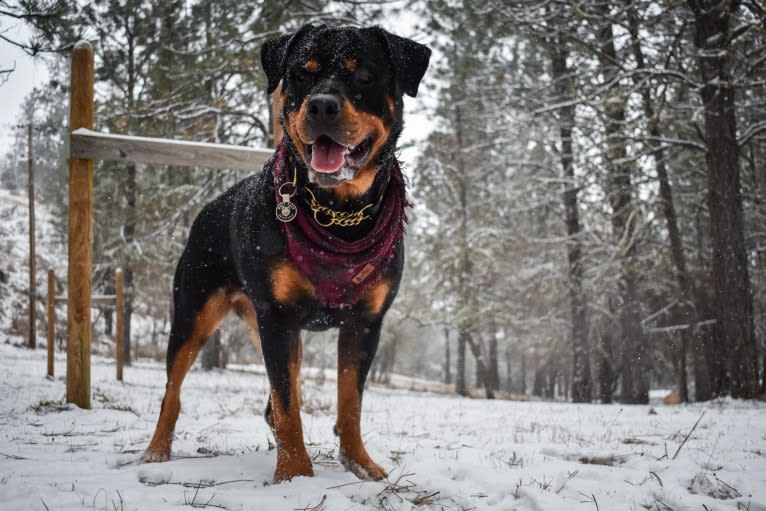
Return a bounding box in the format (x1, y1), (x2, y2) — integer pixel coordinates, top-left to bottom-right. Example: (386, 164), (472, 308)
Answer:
(1, 169), (765, 511)
(73, 40), (92, 51)
(1, 343), (765, 511)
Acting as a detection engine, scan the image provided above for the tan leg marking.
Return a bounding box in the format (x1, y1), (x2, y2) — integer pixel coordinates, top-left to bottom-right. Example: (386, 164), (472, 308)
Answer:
(364, 279), (391, 316)
(272, 341), (313, 482)
(142, 290), (230, 463)
(335, 366), (387, 481)
(271, 262), (315, 304)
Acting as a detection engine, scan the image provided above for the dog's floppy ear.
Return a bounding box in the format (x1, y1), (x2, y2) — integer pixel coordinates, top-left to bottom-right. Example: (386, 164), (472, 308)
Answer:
(367, 27), (431, 97)
(261, 33), (291, 94)
(260, 24), (316, 94)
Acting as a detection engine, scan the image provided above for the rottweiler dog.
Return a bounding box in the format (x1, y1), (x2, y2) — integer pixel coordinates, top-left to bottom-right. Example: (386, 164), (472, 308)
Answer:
(141, 25), (430, 483)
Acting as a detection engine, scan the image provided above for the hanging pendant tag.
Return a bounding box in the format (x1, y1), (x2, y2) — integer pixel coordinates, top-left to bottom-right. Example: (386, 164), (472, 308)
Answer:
(276, 183), (297, 223)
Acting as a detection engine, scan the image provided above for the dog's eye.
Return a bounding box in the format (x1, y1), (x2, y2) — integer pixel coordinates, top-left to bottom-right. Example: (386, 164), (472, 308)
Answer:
(353, 67), (374, 87)
(294, 68), (315, 85)
(296, 70), (311, 83)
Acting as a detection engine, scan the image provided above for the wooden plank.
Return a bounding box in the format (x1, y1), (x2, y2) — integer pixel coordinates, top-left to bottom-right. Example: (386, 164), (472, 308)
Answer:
(70, 128), (272, 172)
(92, 295), (117, 305)
(66, 41), (94, 410)
(56, 294), (118, 305)
(47, 269), (55, 377)
(115, 269), (124, 382)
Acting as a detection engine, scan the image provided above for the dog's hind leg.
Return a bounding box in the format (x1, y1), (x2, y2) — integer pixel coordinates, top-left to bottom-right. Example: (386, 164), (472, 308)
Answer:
(229, 292), (277, 431)
(141, 287), (230, 463)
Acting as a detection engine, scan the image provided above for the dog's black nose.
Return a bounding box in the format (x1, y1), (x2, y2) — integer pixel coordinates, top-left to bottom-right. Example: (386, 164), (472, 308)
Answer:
(307, 94), (342, 124)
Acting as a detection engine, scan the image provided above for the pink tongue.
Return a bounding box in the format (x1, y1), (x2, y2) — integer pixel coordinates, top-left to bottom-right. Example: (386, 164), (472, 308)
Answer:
(311, 137), (346, 173)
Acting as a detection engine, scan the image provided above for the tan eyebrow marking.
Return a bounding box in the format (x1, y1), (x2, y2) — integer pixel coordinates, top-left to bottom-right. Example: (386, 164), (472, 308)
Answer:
(304, 60), (320, 72)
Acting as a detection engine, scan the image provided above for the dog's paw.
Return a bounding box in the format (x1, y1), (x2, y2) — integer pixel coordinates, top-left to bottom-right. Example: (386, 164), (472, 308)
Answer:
(273, 453), (314, 482)
(140, 449), (170, 464)
(340, 452), (388, 481)
(273, 465), (314, 482)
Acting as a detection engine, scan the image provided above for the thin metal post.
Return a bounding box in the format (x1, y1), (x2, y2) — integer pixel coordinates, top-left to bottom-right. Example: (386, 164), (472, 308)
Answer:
(47, 269), (55, 377)
(28, 122), (36, 349)
(115, 269), (124, 381)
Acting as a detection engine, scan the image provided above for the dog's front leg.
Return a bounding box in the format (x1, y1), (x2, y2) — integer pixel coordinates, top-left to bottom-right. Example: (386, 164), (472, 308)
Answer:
(258, 310), (313, 482)
(335, 317), (388, 481)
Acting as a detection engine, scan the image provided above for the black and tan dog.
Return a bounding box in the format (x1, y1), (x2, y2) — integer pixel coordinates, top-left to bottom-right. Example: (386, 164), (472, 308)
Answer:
(141, 25), (430, 483)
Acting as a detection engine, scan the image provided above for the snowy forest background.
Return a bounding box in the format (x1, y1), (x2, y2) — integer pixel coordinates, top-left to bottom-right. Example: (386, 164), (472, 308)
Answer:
(1, 0), (764, 405)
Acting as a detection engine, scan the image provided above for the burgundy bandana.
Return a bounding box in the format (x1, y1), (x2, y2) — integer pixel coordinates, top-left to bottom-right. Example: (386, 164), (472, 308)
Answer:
(272, 141), (409, 308)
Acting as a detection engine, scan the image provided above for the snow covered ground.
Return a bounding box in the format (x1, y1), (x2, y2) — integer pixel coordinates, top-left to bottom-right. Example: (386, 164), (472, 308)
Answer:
(1, 343), (765, 510)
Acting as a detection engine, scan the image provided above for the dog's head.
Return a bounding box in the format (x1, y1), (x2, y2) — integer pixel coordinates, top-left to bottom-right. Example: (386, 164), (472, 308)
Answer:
(261, 25), (430, 197)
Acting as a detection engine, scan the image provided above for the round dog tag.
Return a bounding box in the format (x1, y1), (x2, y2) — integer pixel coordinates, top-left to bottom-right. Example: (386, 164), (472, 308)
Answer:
(276, 194), (297, 222)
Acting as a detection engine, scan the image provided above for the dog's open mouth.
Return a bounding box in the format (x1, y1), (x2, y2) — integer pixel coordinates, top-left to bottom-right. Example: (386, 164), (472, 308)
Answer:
(307, 135), (372, 174)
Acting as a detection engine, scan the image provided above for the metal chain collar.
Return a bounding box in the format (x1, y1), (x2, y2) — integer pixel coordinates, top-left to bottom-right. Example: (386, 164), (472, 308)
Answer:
(304, 187), (374, 228)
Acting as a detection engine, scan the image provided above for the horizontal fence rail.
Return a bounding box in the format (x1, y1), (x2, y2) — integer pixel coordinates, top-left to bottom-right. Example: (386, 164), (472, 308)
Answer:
(55, 294), (127, 305)
(70, 128), (273, 172)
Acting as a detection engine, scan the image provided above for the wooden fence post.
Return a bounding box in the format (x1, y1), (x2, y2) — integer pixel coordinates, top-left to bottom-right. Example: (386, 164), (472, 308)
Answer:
(115, 269), (124, 381)
(47, 269), (55, 377)
(66, 41), (94, 409)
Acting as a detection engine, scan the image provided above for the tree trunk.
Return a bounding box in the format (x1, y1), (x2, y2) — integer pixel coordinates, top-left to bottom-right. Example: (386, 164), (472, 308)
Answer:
(385, 331), (400, 383)
(466, 332), (495, 399)
(27, 122), (36, 350)
(456, 328), (467, 396)
(122, 161), (136, 366)
(550, 38), (591, 403)
(626, 4), (703, 402)
(694, 213), (716, 399)
(520, 350), (527, 395)
(619, 280), (649, 404)
(533, 363), (545, 397)
(201, 331), (222, 370)
(546, 364), (557, 399)
(474, 342), (482, 388)
(454, 95), (474, 399)
(762, 351), (766, 396)
(122, 22), (138, 367)
(693, 328), (712, 400)
(595, 7), (648, 404)
(444, 327), (452, 385)
(688, 0), (758, 398)
(700, 294), (727, 396)
(597, 334), (617, 404)
(488, 332), (499, 391)
(562, 373), (569, 400)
